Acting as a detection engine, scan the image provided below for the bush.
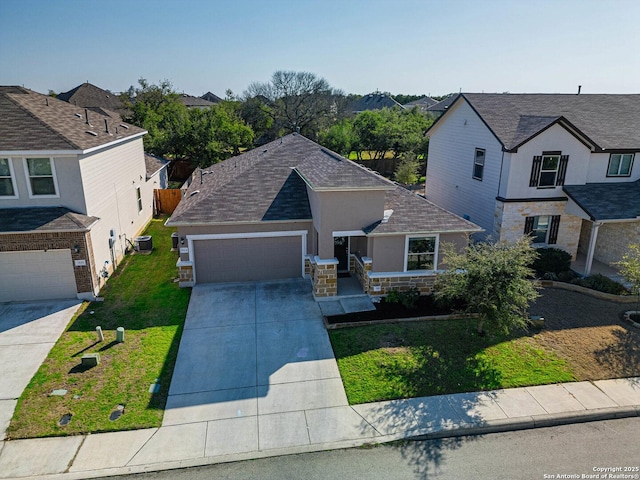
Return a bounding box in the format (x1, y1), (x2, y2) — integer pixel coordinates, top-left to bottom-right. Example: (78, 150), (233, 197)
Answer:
(385, 288), (420, 310)
(557, 270), (578, 283)
(532, 248), (572, 276)
(571, 274), (629, 295)
(542, 272), (558, 281)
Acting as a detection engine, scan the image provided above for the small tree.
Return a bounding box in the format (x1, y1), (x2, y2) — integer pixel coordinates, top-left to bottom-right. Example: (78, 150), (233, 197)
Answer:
(435, 236), (540, 335)
(616, 243), (640, 312)
(393, 153), (420, 184)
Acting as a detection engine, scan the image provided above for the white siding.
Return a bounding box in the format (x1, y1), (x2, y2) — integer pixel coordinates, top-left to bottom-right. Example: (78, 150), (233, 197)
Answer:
(79, 138), (152, 279)
(586, 152), (640, 183)
(504, 124), (591, 198)
(0, 156), (85, 211)
(426, 99), (503, 236)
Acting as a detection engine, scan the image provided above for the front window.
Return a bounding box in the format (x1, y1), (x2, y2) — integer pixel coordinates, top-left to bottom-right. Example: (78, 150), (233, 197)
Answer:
(26, 158), (57, 196)
(406, 236), (436, 270)
(473, 148), (485, 180)
(531, 216), (550, 244)
(538, 155), (559, 187)
(607, 153), (633, 177)
(0, 158), (16, 197)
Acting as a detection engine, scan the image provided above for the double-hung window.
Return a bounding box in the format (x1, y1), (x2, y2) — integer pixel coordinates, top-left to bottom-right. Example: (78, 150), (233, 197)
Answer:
(472, 148), (485, 180)
(136, 186), (143, 213)
(406, 236), (437, 271)
(607, 153), (633, 177)
(25, 158), (58, 196)
(524, 215), (560, 244)
(0, 158), (17, 197)
(529, 152), (569, 188)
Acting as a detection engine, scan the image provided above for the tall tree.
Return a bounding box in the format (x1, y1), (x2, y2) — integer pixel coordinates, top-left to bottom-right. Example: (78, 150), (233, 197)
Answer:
(616, 243), (640, 312)
(435, 237), (540, 335)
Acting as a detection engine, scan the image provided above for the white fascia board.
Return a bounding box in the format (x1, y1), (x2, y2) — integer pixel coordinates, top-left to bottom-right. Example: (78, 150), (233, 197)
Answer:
(187, 230), (308, 241)
(332, 230), (365, 237)
(166, 219), (311, 227)
(0, 132), (147, 157)
(81, 132), (147, 154)
(367, 228), (482, 237)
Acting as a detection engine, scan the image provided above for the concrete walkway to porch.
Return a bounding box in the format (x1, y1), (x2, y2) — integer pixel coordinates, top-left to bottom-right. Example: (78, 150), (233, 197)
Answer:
(571, 253), (630, 287)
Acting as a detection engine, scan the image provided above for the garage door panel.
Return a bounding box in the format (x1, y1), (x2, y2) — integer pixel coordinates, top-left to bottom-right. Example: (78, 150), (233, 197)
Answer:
(0, 250), (77, 302)
(194, 236), (302, 284)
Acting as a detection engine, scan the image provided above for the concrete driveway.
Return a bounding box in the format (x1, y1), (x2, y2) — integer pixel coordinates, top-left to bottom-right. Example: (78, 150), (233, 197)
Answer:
(163, 278), (350, 452)
(0, 300), (81, 440)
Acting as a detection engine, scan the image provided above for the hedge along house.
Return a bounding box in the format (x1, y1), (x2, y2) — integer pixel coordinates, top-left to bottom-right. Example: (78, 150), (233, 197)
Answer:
(425, 93), (640, 277)
(166, 133), (480, 298)
(0, 86), (161, 302)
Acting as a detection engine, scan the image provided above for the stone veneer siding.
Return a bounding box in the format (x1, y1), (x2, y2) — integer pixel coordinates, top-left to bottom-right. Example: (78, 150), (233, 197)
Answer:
(353, 255), (438, 296)
(311, 256), (338, 297)
(495, 200), (582, 259)
(0, 231), (95, 296)
(594, 221), (640, 265)
(177, 260), (194, 287)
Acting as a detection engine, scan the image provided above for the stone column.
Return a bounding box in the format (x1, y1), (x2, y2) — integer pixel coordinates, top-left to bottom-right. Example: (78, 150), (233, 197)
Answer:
(313, 256), (339, 297)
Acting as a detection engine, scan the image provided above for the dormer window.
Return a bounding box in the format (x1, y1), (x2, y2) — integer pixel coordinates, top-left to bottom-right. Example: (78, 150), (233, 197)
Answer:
(607, 153), (633, 177)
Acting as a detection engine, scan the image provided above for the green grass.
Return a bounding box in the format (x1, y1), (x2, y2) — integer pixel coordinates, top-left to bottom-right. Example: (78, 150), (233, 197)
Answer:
(329, 319), (576, 404)
(8, 218), (191, 439)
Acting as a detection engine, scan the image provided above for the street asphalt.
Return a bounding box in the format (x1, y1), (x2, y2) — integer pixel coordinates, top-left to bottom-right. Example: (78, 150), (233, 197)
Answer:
(0, 280), (638, 479)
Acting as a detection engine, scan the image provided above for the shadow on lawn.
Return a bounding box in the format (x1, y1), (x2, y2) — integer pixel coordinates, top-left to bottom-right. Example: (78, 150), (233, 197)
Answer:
(594, 325), (640, 378)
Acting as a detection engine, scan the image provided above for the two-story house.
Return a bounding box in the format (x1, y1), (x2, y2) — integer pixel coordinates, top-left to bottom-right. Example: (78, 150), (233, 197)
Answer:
(167, 133), (481, 298)
(0, 86), (164, 302)
(425, 93), (640, 276)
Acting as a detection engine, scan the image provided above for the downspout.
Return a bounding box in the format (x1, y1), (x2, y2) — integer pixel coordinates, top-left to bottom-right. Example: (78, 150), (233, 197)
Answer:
(584, 220), (602, 276)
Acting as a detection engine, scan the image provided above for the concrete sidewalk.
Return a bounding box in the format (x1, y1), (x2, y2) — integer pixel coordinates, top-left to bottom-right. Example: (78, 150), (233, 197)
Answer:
(0, 377), (638, 479)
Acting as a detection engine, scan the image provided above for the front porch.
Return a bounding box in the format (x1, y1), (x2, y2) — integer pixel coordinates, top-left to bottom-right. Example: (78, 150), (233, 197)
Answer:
(571, 252), (630, 287)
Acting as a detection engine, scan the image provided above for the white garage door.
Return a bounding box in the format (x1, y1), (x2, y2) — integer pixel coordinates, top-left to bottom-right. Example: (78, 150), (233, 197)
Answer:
(0, 250), (77, 302)
(194, 236), (303, 284)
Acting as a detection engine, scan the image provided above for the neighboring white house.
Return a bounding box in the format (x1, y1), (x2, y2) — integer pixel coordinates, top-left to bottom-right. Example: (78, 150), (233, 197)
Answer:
(425, 93), (640, 275)
(0, 86), (165, 302)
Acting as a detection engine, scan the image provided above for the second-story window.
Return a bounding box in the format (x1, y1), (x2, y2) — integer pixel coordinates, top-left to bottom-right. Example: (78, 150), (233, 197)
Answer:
(472, 148), (485, 180)
(607, 153), (634, 177)
(0, 158), (17, 197)
(25, 158), (57, 196)
(529, 152), (569, 188)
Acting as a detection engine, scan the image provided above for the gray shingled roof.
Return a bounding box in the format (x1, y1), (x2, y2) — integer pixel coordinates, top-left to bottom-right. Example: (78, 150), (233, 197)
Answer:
(57, 82), (125, 114)
(404, 96), (438, 109)
(201, 92), (222, 103)
(177, 94), (217, 108)
(144, 153), (169, 179)
(457, 93), (640, 151)
(0, 207), (98, 233)
(167, 134), (395, 225)
(364, 187), (482, 235)
(351, 93), (405, 112)
(563, 180), (640, 221)
(426, 94), (459, 113)
(0, 86), (145, 152)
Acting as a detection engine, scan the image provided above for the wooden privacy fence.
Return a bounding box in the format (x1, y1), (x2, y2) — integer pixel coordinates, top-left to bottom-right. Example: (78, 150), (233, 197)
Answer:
(154, 189), (183, 214)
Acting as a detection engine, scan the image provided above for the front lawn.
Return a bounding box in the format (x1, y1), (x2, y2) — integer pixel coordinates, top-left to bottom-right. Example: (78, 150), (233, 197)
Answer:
(7, 218), (190, 439)
(329, 318), (576, 404)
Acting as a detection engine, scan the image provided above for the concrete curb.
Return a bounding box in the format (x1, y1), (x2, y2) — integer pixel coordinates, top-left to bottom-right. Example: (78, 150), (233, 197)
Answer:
(538, 280), (637, 302)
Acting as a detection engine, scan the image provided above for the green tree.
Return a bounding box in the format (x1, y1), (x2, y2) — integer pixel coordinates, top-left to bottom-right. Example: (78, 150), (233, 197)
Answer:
(393, 153), (420, 184)
(616, 243), (640, 311)
(436, 237), (540, 335)
(318, 119), (356, 156)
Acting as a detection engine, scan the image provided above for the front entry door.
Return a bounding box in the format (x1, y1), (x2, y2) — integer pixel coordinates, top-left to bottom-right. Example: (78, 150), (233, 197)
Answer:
(333, 236), (349, 272)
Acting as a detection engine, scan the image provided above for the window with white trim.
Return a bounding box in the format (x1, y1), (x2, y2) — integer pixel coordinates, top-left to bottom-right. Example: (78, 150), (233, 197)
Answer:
(25, 158), (57, 196)
(406, 236), (437, 270)
(136, 186), (142, 213)
(538, 155), (559, 187)
(472, 148), (485, 180)
(607, 153), (633, 177)
(0, 158), (17, 197)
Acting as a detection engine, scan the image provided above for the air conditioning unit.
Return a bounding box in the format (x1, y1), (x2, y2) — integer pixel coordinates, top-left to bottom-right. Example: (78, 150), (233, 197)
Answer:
(135, 235), (153, 253)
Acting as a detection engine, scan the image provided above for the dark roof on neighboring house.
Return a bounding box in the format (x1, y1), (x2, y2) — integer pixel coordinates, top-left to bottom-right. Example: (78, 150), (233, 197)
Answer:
(201, 91), (222, 103)
(168, 134), (480, 237)
(404, 96), (438, 110)
(364, 187), (481, 235)
(563, 180), (640, 221)
(426, 94), (459, 113)
(57, 82), (125, 115)
(351, 93), (405, 112)
(177, 94), (217, 108)
(0, 207), (98, 233)
(144, 153), (170, 179)
(0, 86), (145, 152)
(447, 93), (640, 151)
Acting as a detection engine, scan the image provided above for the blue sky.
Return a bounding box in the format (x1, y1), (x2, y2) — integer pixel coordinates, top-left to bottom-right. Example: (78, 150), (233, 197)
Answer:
(1, 0), (638, 97)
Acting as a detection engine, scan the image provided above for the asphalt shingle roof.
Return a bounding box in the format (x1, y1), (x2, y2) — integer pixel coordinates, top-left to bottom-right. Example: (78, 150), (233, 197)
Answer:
(0, 207), (98, 233)
(57, 82), (125, 114)
(0, 86), (145, 151)
(364, 187), (482, 235)
(144, 153), (169, 179)
(459, 93), (640, 151)
(177, 94), (217, 108)
(563, 180), (640, 221)
(351, 93), (405, 112)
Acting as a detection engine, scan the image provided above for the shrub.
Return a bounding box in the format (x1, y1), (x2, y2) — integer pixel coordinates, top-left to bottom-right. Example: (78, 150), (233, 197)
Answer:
(557, 270), (578, 283)
(385, 288), (420, 310)
(542, 272), (558, 281)
(532, 248), (572, 276)
(571, 274), (629, 295)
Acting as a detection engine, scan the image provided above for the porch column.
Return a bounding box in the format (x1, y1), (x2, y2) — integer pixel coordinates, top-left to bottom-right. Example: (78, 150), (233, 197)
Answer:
(584, 221), (602, 276)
